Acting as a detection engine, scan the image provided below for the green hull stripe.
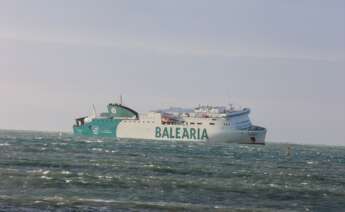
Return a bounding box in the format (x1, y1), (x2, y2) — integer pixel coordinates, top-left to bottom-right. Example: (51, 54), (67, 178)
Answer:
(73, 119), (121, 138)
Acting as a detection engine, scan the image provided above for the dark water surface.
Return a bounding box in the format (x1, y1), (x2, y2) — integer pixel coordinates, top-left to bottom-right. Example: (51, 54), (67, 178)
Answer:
(0, 130), (344, 211)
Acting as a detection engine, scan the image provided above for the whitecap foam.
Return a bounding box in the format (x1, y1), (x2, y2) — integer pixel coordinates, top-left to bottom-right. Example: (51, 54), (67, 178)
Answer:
(61, 171), (71, 175)
(43, 196), (64, 201)
(0, 143), (10, 146)
(40, 175), (52, 180)
(91, 148), (103, 152)
(28, 169), (50, 175)
(269, 183), (278, 188)
(77, 198), (116, 203)
(83, 139), (104, 143)
(28, 169), (46, 174)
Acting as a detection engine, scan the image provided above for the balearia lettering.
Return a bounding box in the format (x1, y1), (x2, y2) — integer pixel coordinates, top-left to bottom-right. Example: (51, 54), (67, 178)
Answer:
(155, 127), (208, 140)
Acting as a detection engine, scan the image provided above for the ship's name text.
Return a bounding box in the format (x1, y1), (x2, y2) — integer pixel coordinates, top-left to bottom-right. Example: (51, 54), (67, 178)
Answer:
(155, 127), (208, 140)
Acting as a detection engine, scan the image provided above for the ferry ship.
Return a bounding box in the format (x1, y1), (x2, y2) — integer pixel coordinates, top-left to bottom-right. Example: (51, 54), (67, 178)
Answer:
(73, 102), (267, 144)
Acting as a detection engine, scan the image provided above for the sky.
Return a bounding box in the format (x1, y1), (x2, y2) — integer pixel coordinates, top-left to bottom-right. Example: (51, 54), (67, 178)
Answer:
(0, 0), (344, 145)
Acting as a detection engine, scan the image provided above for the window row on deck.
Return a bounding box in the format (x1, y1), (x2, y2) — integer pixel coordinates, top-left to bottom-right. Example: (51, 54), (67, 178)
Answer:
(122, 119), (232, 126)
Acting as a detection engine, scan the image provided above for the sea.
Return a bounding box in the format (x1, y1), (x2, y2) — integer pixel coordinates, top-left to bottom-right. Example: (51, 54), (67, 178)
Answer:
(0, 130), (344, 212)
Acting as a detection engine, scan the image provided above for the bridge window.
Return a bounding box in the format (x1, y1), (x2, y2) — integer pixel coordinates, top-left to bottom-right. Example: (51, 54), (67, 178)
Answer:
(210, 123), (215, 125)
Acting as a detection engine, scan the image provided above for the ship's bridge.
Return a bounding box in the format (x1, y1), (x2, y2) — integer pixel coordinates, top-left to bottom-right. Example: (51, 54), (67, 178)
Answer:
(228, 109), (252, 130)
(192, 106), (252, 130)
(194, 106), (227, 114)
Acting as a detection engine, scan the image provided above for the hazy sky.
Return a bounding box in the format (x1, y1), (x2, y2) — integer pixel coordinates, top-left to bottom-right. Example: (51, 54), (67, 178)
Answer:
(1, 0), (344, 145)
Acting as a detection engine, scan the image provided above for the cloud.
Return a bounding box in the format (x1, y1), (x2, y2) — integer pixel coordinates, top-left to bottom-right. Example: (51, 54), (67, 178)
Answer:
(1, 29), (343, 62)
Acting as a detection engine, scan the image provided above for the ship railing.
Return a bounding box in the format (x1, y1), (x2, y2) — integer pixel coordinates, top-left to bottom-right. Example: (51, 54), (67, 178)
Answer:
(248, 125), (266, 131)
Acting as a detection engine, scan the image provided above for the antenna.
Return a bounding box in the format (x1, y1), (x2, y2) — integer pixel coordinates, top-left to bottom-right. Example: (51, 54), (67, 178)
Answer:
(92, 104), (97, 117)
(229, 103), (234, 111)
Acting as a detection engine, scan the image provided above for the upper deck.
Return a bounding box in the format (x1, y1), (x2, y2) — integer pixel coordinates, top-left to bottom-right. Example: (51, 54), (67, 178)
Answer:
(154, 105), (250, 119)
(142, 105), (252, 130)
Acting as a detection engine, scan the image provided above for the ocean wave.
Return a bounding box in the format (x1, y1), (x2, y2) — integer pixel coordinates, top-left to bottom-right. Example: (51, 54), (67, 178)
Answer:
(0, 130), (344, 212)
(82, 139), (105, 143)
(91, 148), (103, 152)
(2, 136), (17, 140)
(40, 175), (52, 180)
(27, 169), (50, 175)
(0, 143), (10, 146)
(61, 170), (71, 175)
(70, 198), (231, 210)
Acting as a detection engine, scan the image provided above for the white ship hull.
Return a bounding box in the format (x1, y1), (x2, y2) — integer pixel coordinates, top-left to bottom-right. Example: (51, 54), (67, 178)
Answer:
(117, 123), (266, 144)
